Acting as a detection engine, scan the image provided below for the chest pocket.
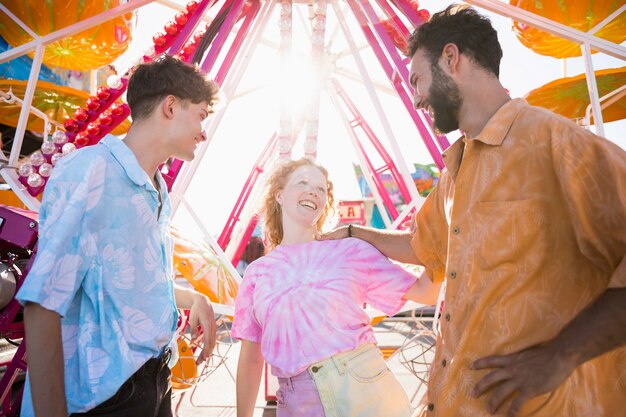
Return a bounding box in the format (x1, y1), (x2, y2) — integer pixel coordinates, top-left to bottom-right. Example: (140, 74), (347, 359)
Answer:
(471, 199), (548, 271)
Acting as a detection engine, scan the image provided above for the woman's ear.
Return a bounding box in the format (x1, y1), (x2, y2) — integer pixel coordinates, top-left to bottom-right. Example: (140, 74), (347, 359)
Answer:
(275, 191), (283, 205)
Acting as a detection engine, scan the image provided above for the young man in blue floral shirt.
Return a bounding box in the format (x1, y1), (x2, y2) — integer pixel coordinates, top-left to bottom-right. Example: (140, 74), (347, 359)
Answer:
(18, 55), (220, 417)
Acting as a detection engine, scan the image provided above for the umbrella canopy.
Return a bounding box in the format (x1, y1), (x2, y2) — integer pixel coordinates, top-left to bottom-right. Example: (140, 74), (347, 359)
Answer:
(0, 0), (133, 70)
(0, 79), (130, 135)
(172, 226), (239, 309)
(510, 0), (626, 58)
(0, 37), (64, 85)
(525, 67), (626, 124)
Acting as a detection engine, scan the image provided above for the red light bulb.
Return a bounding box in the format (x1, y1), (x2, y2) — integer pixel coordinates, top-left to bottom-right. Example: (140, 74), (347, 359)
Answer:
(175, 12), (188, 26)
(153, 32), (167, 47)
(98, 112), (113, 125)
(64, 119), (79, 132)
(97, 86), (111, 101)
(86, 97), (100, 111)
(183, 43), (196, 56)
(186, 1), (199, 13)
(74, 107), (89, 122)
(74, 133), (90, 146)
(110, 102), (126, 116)
(86, 123), (101, 136)
(164, 21), (178, 35)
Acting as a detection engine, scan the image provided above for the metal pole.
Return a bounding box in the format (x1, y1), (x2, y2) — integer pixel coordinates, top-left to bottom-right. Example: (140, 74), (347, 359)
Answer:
(9, 43), (45, 167)
(170, 0), (276, 214)
(0, 0), (154, 64)
(464, 0), (626, 60)
(326, 81), (393, 228)
(333, 0), (420, 203)
(581, 43), (605, 137)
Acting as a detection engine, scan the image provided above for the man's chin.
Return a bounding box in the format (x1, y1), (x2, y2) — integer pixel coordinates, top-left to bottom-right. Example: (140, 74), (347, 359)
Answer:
(432, 115), (458, 135)
(174, 152), (196, 162)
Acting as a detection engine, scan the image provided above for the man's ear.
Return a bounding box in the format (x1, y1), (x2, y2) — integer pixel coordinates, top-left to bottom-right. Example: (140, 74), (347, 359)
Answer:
(161, 95), (177, 119)
(440, 43), (460, 73)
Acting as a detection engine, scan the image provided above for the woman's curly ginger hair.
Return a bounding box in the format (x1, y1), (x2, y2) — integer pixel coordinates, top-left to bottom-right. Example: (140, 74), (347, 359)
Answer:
(261, 158), (335, 251)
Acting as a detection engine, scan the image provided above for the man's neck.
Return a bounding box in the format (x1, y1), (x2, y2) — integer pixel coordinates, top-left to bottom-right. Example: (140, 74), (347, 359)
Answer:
(123, 123), (167, 178)
(459, 78), (511, 139)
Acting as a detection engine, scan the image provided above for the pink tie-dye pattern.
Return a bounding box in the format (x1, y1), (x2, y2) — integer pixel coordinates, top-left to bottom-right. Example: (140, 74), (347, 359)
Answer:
(231, 238), (418, 377)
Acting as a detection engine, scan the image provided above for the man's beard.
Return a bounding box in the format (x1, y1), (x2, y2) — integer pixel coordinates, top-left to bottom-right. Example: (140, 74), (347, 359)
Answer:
(428, 64), (463, 135)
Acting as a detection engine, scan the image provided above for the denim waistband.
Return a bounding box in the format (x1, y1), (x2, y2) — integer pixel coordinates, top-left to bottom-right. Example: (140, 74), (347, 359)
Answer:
(278, 343), (378, 388)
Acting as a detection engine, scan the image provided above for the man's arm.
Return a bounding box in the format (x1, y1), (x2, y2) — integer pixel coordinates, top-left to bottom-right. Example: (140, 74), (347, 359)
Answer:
(320, 224), (419, 264)
(472, 287), (626, 417)
(236, 340), (264, 417)
(174, 285), (216, 363)
(23, 302), (67, 417)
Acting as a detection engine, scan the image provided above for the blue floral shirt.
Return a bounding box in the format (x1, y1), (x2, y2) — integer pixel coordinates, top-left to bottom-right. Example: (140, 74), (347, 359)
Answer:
(17, 135), (178, 414)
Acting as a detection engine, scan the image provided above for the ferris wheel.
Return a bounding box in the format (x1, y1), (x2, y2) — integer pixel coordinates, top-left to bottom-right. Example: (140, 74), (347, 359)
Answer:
(0, 0), (624, 415)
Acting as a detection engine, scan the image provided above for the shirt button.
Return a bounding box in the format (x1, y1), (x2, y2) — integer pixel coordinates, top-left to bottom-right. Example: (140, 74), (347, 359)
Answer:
(449, 271), (457, 279)
(445, 313), (451, 321)
(311, 365), (321, 373)
(441, 359), (447, 367)
(428, 403), (435, 411)
(452, 226), (460, 234)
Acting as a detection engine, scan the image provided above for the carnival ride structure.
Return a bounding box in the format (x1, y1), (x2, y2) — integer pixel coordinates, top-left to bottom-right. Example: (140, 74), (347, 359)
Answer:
(0, 0), (624, 415)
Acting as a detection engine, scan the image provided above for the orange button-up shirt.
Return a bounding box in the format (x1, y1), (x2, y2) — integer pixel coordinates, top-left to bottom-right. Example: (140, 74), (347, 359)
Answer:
(411, 99), (626, 417)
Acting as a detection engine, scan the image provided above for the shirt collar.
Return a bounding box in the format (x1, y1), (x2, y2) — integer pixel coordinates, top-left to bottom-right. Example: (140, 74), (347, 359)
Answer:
(441, 138), (465, 180)
(472, 98), (526, 146)
(440, 98), (526, 179)
(99, 134), (153, 189)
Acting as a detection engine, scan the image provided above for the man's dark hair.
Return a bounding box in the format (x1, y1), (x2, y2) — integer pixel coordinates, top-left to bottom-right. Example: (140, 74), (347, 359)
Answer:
(127, 55), (220, 121)
(407, 5), (502, 77)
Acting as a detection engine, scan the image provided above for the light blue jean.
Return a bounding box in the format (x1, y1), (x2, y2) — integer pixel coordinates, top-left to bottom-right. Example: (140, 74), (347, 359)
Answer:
(276, 344), (413, 417)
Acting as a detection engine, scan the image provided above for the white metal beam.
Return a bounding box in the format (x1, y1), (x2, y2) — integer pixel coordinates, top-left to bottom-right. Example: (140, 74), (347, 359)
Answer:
(464, 0), (626, 60)
(0, 4), (39, 39)
(0, 0), (154, 64)
(170, 0), (277, 214)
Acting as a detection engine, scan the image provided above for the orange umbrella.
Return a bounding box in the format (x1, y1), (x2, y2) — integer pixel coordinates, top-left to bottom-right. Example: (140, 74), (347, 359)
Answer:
(172, 226), (239, 309)
(0, 79), (130, 135)
(0, 0), (133, 70)
(510, 0), (626, 58)
(525, 67), (626, 123)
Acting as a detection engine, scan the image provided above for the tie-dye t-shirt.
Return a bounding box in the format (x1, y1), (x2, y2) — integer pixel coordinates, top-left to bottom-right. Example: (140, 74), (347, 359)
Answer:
(231, 238), (418, 377)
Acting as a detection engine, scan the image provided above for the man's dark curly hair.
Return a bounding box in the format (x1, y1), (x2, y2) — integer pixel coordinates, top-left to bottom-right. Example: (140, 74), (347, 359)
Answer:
(407, 5), (502, 77)
(127, 54), (220, 121)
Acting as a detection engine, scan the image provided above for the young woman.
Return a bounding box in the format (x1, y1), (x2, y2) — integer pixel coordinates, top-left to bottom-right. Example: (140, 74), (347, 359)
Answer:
(232, 158), (440, 417)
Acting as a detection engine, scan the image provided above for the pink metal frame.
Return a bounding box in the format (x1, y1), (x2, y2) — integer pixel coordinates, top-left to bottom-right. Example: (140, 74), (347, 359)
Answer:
(217, 132), (279, 264)
(330, 77), (409, 220)
(346, 0), (448, 169)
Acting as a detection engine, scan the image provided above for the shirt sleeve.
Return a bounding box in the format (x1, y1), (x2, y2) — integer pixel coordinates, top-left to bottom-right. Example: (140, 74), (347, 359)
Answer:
(350, 240), (419, 316)
(231, 264), (262, 343)
(16, 155), (97, 316)
(551, 122), (626, 289)
(411, 173), (450, 284)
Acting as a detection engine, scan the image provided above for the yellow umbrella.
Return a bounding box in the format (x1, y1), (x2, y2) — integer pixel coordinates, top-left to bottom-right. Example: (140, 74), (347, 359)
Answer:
(525, 67), (626, 123)
(0, 79), (130, 135)
(510, 0), (626, 58)
(172, 226), (239, 309)
(0, 0), (133, 71)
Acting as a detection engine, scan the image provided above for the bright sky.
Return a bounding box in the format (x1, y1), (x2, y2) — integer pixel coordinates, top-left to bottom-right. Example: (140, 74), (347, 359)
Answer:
(112, 0), (626, 237)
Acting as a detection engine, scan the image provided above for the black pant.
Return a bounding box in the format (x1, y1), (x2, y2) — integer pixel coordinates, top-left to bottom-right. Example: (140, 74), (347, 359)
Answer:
(70, 349), (173, 417)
